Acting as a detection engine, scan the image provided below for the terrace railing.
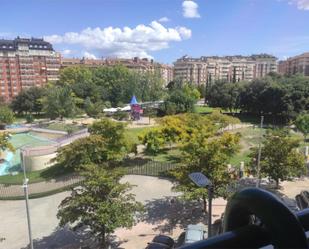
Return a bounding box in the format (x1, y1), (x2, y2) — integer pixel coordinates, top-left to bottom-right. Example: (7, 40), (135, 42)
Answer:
(124, 160), (178, 177)
(21, 129), (89, 157)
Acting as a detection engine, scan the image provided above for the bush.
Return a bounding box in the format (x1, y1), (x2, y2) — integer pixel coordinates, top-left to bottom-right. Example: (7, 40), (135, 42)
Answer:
(25, 114), (34, 124)
(112, 111), (129, 121)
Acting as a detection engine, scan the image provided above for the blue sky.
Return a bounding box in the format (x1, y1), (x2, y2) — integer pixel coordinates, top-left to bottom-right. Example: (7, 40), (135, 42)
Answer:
(0, 0), (309, 63)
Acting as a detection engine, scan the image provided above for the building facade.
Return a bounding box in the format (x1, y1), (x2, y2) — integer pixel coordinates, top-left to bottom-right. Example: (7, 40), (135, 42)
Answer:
(0, 37), (61, 101)
(174, 54), (277, 86)
(61, 57), (174, 85)
(278, 53), (309, 76)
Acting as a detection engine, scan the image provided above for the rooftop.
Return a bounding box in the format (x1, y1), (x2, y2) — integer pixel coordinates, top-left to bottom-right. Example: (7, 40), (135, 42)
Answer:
(0, 37), (54, 52)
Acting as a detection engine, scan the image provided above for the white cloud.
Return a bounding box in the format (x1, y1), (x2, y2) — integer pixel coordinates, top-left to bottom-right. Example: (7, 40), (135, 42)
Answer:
(288, 0), (309, 10)
(83, 51), (97, 59)
(158, 17), (170, 22)
(62, 49), (72, 55)
(182, 0), (201, 18)
(44, 21), (191, 59)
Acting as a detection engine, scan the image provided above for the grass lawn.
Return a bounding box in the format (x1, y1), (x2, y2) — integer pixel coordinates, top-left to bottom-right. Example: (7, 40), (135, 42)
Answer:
(0, 164), (73, 185)
(144, 148), (182, 164)
(125, 126), (155, 144)
(194, 105), (214, 114)
(41, 122), (82, 133)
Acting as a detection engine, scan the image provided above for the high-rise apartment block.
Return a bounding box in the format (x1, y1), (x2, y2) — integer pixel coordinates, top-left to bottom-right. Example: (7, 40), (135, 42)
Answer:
(0, 37), (61, 101)
(173, 54), (277, 85)
(61, 57), (174, 85)
(278, 52), (309, 76)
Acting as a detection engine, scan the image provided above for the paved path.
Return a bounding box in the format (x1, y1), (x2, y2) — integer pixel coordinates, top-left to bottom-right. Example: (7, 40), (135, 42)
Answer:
(0, 175), (226, 249)
(0, 174), (82, 198)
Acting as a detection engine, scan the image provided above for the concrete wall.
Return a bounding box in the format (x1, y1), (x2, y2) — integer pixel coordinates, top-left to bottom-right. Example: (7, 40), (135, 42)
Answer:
(24, 153), (57, 172)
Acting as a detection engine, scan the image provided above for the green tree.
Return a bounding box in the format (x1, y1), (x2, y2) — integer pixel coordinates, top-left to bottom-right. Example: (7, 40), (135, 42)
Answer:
(84, 97), (103, 118)
(0, 106), (14, 130)
(172, 131), (240, 210)
(93, 65), (134, 106)
(207, 80), (243, 113)
(89, 118), (131, 159)
(11, 87), (45, 114)
(42, 86), (77, 120)
(139, 128), (165, 156)
(162, 84), (200, 115)
(0, 132), (15, 158)
(251, 129), (306, 188)
(57, 164), (142, 248)
(295, 114), (309, 141)
(54, 135), (110, 169)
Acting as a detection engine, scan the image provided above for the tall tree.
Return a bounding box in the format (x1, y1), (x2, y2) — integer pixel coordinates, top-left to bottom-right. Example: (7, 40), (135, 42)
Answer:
(207, 80), (243, 113)
(0, 106), (14, 130)
(172, 130), (240, 210)
(55, 118), (131, 170)
(42, 86), (77, 120)
(162, 84), (200, 115)
(11, 87), (45, 114)
(57, 164), (142, 248)
(89, 118), (131, 160)
(295, 114), (309, 141)
(251, 129), (306, 188)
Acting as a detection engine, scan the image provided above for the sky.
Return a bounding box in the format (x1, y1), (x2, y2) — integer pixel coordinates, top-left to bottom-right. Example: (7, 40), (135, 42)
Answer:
(0, 0), (309, 63)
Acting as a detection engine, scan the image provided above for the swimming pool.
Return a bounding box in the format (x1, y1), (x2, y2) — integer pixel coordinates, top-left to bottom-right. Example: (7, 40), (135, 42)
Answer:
(0, 132), (56, 176)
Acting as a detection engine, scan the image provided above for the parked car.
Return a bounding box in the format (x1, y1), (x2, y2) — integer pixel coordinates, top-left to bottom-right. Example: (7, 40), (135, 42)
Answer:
(146, 235), (175, 249)
(184, 224), (206, 245)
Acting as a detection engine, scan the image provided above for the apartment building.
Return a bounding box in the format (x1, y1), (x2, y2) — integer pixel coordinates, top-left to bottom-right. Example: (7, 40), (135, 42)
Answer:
(171, 57), (207, 85)
(174, 54), (277, 85)
(61, 57), (174, 85)
(278, 53), (309, 76)
(0, 37), (61, 101)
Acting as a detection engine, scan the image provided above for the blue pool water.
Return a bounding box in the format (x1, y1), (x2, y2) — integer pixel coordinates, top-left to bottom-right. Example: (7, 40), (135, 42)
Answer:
(5, 123), (24, 129)
(0, 152), (14, 175)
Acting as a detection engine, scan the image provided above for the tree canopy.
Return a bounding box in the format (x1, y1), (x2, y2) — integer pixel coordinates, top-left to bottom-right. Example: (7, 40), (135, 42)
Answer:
(250, 129), (306, 187)
(295, 113), (309, 141)
(42, 85), (77, 120)
(55, 118), (131, 169)
(206, 74), (309, 121)
(0, 106), (14, 129)
(11, 87), (45, 114)
(0, 132), (15, 155)
(57, 164), (142, 248)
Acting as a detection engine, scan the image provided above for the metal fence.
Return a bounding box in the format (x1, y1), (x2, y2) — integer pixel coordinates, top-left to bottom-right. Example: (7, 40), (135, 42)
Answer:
(124, 160), (178, 176)
(0, 161), (177, 198)
(0, 174), (82, 199)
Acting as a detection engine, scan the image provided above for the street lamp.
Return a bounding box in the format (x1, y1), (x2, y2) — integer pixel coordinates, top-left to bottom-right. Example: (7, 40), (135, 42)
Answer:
(189, 172), (213, 238)
(21, 148), (34, 249)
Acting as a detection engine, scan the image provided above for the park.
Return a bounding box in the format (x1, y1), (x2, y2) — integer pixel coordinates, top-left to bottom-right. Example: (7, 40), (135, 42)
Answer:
(0, 66), (309, 248)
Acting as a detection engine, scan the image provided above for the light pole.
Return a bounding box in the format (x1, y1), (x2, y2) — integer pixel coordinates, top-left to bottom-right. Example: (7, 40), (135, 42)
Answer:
(189, 172), (213, 238)
(21, 149), (34, 249)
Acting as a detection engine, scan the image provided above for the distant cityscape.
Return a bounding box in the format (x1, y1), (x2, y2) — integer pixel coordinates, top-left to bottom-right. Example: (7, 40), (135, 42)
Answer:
(0, 36), (308, 101)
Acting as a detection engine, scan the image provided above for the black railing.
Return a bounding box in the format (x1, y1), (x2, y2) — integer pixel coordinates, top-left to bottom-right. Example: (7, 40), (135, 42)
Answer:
(124, 161), (177, 177)
(180, 188), (309, 249)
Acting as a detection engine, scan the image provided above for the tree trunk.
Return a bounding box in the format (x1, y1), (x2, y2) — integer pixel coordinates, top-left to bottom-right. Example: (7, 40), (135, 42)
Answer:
(99, 225), (106, 249)
(275, 179), (279, 189)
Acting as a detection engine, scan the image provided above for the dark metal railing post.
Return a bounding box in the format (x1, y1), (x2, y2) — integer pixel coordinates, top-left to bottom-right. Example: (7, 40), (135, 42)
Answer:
(208, 185), (213, 238)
